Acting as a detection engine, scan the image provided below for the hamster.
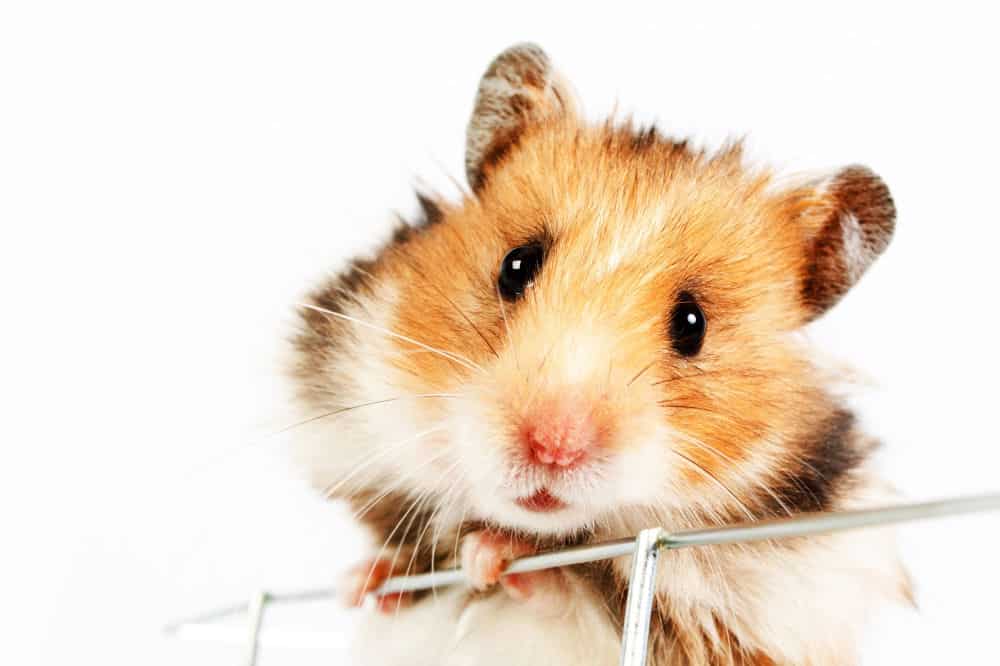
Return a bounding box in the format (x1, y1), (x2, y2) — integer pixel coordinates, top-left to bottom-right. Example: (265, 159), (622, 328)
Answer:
(289, 43), (910, 666)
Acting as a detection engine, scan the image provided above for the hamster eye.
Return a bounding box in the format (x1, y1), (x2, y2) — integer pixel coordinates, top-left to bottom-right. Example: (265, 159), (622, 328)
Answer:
(669, 293), (706, 357)
(498, 243), (544, 300)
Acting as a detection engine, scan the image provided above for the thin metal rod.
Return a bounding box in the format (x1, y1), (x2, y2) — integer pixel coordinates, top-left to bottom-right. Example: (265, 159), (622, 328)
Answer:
(619, 529), (665, 666)
(243, 590), (268, 666)
(619, 494), (1000, 666)
(661, 493), (1000, 550)
(379, 492), (1000, 595)
(163, 601), (254, 634)
(376, 536), (636, 595)
(163, 587), (339, 633)
(165, 492), (1000, 635)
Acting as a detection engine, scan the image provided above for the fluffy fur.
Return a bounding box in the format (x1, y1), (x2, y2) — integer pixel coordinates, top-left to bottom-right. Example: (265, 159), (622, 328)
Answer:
(289, 43), (907, 665)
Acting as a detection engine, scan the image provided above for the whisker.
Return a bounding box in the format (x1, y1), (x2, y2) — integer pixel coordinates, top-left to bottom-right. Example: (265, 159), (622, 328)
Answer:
(658, 401), (722, 416)
(404, 262), (500, 360)
(359, 489), (435, 605)
(436, 488), (471, 596)
(360, 458), (456, 591)
(405, 463), (462, 602)
(627, 361), (657, 388)
(423, 492), (452, 602)
(299, 303), (484, 374)
(649, 368), (720, 386)
(450, 500), (470, 571)
(274, 394), (459, 435)
(673, 430), (794, 519)
(668, 448), (756, 522)
(672, 431), (742, 467)
(320, 426), (445, 500)
(672, 420), (796, 513)
(650, 367), (802, 390)
(388, 488), (437, 577)
(349, 447), (453, 524)
(374, 458), (460, 611)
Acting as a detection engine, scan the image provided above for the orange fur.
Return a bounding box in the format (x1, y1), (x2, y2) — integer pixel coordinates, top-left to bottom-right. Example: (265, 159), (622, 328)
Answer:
(290, 43), (904, 666)
(368, 118), (841, 513)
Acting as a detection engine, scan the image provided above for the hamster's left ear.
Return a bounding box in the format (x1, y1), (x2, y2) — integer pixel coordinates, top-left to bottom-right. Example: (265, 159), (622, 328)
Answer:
(465, 43), (576, 190)
(791, 165), (896, 321)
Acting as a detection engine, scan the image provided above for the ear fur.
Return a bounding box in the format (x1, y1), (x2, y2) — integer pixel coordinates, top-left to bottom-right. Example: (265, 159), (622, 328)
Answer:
(797, 166), (896, 320)
(465, 43), (575, 190)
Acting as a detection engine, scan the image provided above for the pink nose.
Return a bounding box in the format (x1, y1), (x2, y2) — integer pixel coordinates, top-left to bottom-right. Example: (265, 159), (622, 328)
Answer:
(521, 403), (599, 468)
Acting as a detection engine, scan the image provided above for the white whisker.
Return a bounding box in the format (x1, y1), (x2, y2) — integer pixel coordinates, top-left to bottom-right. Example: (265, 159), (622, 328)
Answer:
(299, 302), (484, 373)
(320, 426), (445, 500)
(350, 447), (453, 523)
(668, 448), (757, 522)
(276, 394), (459, 435)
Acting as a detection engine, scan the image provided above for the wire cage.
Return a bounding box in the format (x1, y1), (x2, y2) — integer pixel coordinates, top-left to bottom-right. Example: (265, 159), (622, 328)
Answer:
(166, 494), (1000, 666)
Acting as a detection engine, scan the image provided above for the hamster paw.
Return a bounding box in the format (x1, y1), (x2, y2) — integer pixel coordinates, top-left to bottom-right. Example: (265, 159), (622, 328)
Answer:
(460, 530), (569, 614)
(460, 529), (535, 591)
(339, 557), (413, 613)
(460, 529), (557, 598)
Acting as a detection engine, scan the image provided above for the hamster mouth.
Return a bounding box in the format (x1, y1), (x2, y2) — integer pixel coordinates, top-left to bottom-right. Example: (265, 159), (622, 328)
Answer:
(515, 488), (567, 513)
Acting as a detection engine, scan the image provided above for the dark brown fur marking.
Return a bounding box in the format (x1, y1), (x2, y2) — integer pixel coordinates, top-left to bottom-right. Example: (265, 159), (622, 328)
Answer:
(767, 408), (865, 515)
(295, 190), (444, 379)
(293, 257), (377, 383)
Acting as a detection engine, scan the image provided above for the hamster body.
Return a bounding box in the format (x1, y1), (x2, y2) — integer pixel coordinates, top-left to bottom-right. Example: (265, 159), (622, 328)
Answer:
(290, 44), (909, 665)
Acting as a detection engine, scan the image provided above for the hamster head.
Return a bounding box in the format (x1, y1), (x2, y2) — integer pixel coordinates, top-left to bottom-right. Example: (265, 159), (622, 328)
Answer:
(292, 44), (895, 538)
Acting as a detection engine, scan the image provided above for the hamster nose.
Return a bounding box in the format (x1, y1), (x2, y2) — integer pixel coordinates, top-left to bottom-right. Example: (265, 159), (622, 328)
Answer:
(521, 401), (599, 468)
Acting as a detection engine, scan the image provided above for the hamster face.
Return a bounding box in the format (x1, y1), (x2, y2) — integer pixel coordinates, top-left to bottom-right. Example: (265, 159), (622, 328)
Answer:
(292, 45), (895, 540)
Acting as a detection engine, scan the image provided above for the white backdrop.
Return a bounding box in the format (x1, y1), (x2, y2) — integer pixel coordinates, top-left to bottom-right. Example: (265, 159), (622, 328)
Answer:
(4, 1), (1000, 664)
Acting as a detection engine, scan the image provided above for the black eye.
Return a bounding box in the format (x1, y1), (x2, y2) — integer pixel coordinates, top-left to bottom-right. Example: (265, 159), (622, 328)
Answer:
(669, 292), (706, 357)
(498, 243), (544, 300)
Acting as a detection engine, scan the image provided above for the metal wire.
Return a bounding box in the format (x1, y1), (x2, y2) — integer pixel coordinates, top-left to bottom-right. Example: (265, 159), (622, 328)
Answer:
(620, 528), (665, 666)
(377, 535), (637, 595)
(660, 493), (1000, 548)
(163, 587), (339, 635)
(166, 492), (1000, 666)
(382, 493), (1000, 596)
(242, 591), (268, 666)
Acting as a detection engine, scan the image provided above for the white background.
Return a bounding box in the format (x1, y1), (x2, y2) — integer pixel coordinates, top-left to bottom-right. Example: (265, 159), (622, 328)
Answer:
(3, 1), (999, 664)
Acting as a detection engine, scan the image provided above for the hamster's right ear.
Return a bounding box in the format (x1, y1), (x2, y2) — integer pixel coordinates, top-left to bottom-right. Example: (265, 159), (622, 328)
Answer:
(789, 165), (897, 322)
(465, 43), (576, 190)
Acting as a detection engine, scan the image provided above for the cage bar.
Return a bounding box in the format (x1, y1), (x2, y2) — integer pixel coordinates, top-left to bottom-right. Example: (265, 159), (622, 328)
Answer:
(166, 492), (1000, 666)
